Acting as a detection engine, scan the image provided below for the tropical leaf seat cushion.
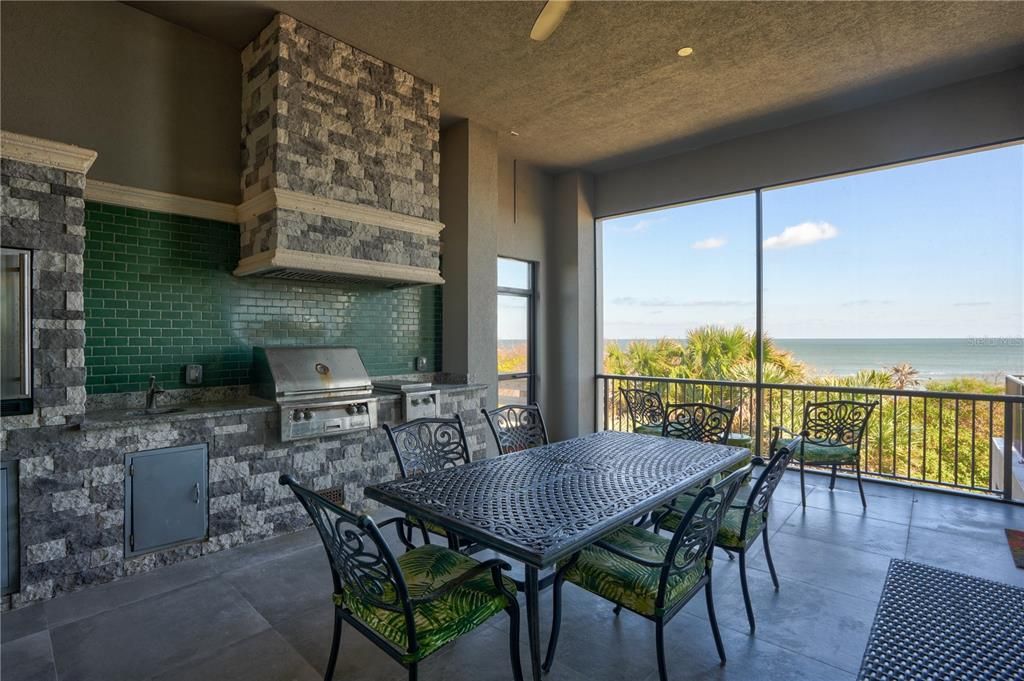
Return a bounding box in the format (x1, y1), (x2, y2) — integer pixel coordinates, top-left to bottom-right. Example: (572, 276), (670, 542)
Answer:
(560, 525), (704, 617)
(406, 514), (451, 538)
(657, 496), (764, 550)
(405, 514), (476, 547)
(798, 442), (859, 465)
(335, 544), (515, 662)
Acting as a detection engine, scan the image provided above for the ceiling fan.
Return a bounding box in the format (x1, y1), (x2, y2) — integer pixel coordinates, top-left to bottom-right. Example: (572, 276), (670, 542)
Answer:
(530, 0), (573, 41)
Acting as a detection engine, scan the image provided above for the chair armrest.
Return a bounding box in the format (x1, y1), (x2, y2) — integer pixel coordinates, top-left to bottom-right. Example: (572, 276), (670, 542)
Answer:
(751, 455), (766, 466)
(410, 558), (513, 604)
(376, 516), (407, 531)
(592, 539), (665, 569)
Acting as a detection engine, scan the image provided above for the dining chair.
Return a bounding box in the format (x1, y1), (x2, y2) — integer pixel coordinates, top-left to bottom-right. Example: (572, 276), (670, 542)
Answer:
(778, 399), (878, 508)
(662, 402), (736, 444)
(542, 466), (752, 681)
(620, 387), (666, 433)
(658, 402), (742, 514)
(481, 403), (549, 455)
(279, 475), (523, 681)
(654, 431), (803, 633)
(383, 416), (476, 550)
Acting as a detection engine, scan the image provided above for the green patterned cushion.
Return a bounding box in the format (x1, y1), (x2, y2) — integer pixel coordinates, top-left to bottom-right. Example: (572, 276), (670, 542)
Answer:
(334, 544), (515, 662)
(657, 496), (763, 550)
(406, 514), (452, 538)
(560, 525), (705, 617)
(799, 442), (859, 464)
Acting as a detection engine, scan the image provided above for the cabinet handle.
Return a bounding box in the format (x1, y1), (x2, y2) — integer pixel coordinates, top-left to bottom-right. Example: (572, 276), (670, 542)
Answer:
(192, 482), (200, 504)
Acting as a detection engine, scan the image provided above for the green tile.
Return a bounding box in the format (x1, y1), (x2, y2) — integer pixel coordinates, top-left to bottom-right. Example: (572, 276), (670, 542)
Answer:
(84, 201), (441, 393)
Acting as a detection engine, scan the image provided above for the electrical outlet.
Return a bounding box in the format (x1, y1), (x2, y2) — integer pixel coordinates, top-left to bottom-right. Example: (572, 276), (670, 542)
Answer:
(415, 356), (428, 371)
(185, 364), (203, 385)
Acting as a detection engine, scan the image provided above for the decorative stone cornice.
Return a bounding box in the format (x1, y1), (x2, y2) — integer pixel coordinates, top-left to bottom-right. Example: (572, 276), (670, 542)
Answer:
(0, 130), (98, 174)
(85, 179), (237, 223)
(236, 188), (445, 237)
(234, 247), (445, 287)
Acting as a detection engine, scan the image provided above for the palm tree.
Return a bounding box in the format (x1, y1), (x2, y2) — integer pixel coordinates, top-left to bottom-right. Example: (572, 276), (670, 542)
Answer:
(889, 363), (920, 390)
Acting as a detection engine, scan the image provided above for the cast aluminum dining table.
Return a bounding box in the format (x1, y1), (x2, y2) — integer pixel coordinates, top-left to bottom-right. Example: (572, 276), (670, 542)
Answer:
(364, 429), (751, 681)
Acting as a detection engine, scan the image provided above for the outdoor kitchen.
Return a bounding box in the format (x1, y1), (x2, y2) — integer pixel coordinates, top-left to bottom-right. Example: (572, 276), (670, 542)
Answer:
(0, 12), (488, 609)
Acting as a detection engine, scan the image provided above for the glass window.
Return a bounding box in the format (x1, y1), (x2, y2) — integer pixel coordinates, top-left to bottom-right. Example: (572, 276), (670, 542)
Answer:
(497, 257), (536, 406)
(762, 143), (1024, 390)
(1, 247), (32, 415)
(498, 258), (531, 290)
(600, 193), (757, 381)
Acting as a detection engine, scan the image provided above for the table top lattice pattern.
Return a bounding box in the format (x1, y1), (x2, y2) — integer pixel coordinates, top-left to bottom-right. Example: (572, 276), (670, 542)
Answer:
(859, 559), (1024, 681)
(366, 431), (748, 566)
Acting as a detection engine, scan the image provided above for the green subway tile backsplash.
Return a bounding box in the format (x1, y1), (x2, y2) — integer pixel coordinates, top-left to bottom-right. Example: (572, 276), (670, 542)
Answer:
(83, 201), (441, 394)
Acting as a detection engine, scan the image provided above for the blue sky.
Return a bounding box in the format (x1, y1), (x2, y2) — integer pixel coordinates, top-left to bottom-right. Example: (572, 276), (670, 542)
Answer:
(601, 143), (1024, 340)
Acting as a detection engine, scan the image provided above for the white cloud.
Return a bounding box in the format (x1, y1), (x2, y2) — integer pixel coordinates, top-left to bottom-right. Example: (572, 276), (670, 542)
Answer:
(691, 237), (726, 250)
(763, 221), (838, 250)
(609, 217), (666, 233)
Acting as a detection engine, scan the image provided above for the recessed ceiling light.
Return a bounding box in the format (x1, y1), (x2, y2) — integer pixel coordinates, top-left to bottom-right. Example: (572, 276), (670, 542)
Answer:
(677, 47), (694, 57)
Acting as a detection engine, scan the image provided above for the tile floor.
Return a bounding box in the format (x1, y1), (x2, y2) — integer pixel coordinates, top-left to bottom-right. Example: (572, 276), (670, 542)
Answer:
(3, 473), (1023, 681)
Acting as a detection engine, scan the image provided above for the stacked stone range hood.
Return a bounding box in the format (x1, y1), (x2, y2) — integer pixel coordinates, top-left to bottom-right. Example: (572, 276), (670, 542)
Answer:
(237, 14), (443, 287)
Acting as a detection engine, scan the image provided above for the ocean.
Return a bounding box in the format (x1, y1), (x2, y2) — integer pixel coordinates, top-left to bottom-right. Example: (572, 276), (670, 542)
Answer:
(604, 338), (1024, 383)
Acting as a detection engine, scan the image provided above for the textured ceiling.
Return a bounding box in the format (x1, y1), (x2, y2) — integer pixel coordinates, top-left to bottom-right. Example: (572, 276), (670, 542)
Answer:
(128, 1), (1024, 172)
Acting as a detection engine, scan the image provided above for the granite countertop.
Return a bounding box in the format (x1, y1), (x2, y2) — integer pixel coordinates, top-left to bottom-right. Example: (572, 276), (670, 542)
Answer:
(80, 397), (277, 430)
(80, 383), (488, 430)
(372, 383), (488, 400)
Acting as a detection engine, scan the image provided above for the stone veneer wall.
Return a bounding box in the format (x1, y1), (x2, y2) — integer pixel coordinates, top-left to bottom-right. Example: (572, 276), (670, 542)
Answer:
(240, 207), (441, 266)
(238, 14), (442, 272)
(0, 158), (88, 428)
(241, 14), (440, 216)
(1, 387), (488, 608)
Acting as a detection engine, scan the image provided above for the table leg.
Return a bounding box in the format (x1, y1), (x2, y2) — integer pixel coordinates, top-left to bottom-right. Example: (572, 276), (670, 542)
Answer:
(525, 565), (542, 681)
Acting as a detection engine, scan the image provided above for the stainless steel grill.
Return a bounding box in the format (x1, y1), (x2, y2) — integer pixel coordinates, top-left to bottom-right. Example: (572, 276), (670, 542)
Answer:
(254, 346), (378, 442)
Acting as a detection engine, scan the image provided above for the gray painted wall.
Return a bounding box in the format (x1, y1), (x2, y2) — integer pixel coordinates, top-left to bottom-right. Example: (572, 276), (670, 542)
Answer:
(595, 68), (1024, 218)
(497, 157), (554, 417)
(440, 121), (500, 425)
(548, 172), (597, 440)
(1, 1), (241, 204)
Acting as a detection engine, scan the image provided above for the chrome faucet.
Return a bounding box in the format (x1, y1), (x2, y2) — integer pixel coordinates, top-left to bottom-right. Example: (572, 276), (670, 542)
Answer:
(145, 375), (165, 410)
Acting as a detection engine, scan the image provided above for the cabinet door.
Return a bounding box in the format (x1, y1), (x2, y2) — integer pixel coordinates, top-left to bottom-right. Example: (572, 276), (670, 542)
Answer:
(127, 445), (208, 555)
(1, 465), (7, 592)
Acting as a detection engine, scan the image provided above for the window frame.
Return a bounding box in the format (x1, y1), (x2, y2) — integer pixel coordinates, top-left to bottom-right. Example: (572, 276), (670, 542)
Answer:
(1, 247), (33, 417)
(497, 256), (538, 406)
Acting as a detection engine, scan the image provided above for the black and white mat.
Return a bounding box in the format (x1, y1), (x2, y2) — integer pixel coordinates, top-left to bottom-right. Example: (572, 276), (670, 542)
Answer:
(859, 559), (1024, 680)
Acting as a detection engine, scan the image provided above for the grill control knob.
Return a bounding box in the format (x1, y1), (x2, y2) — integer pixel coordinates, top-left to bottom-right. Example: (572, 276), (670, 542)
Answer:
(302, 410), (313, 421)
(346, 405), (356, 415)
(357, 404), (367, 414)
(292, 409), (303, 422)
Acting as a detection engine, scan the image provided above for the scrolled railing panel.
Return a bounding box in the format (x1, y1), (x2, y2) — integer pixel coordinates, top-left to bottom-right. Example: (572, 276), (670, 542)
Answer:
(598, 373), (1023, 498)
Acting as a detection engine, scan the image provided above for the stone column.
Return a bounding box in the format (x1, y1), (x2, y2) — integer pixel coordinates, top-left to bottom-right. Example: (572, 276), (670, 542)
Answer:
(0, 132), (96, 430)
(439, 120), (500, 420)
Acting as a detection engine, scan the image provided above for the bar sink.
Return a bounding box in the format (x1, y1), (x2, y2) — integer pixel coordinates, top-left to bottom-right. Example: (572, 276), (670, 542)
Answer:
(125, 407), (187, 417)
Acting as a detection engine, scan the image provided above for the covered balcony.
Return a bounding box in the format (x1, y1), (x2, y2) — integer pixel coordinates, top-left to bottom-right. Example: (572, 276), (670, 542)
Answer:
(2, 2), (1023, 681)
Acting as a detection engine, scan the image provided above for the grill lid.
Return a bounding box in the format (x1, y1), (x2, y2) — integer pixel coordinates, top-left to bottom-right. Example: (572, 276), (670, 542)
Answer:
(253, 346), (373, 398)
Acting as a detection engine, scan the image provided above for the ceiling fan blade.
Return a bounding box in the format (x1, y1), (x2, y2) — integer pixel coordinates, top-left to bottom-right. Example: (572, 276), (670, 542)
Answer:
(530, 0), (572, 41)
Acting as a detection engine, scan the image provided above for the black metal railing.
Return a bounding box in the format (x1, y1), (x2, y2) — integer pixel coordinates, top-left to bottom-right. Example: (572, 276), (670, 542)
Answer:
(598, 374), (1024, 500)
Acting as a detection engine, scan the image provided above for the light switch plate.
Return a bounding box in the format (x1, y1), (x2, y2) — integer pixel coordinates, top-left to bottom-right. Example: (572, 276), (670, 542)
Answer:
(185, 364), (203, 385)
